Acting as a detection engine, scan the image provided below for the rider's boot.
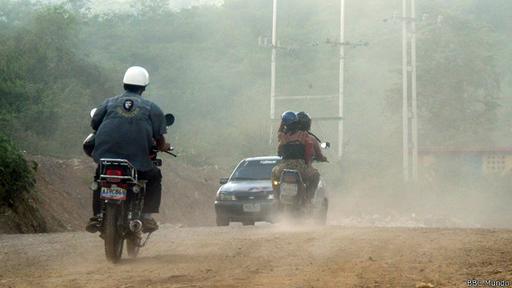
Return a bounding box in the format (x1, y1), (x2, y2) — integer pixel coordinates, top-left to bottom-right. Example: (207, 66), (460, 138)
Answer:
(301, 189), (313, 214)
(304, 173), (319, 214)
(142, 214), (159, 233)
(85, 216), (100, 233)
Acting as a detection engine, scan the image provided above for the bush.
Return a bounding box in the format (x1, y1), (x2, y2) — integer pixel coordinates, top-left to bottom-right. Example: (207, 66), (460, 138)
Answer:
(0, 134), (35, 206)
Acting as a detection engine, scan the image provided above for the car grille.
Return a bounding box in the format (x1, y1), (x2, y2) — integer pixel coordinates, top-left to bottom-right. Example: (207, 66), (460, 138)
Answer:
(235, 192), (269, 201)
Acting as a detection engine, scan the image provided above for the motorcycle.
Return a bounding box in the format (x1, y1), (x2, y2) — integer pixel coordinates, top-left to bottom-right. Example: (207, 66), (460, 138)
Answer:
(83, 109), (176, 263)
(274, 140), (330, 224)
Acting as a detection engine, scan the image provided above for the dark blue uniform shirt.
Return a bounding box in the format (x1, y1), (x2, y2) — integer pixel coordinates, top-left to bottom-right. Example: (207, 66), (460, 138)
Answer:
(91, 91), (167, 171)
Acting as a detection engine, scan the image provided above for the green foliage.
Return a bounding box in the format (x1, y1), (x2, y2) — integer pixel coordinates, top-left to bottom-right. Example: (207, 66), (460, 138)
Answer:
(0, 4), (116, 156)
(77, 0), (346, 165)
(0, 0), (511, 168)
(0, 134), (35, 206)
(419, 3), (500, 145)
(387, 1), (502, 147)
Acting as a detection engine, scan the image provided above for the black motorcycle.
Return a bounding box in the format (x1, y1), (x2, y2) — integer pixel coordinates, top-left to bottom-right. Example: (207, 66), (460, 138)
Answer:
(84, 110), (175, 263)
(274, 141), (330, 224)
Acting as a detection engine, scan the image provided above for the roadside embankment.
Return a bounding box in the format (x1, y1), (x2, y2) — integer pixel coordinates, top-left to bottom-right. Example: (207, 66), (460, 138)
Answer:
(1, 155), (226, 233)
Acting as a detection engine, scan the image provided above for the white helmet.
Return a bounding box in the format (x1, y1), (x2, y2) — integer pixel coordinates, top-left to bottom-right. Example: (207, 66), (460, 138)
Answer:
(123, 66), (149, 86)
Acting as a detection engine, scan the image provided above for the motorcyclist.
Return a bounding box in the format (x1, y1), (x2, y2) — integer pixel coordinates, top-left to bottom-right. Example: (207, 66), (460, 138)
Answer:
(296, 111), (327, 203)
(85, 66), (171, 233)
(276, 111), (300, 146)
(272, 111), (318, 206)
(297, 111), (327, 164)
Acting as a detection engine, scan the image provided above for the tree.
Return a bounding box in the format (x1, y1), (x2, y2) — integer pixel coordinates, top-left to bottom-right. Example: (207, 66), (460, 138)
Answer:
(0, 4), (116, 155)
(388, 3), (501, 147)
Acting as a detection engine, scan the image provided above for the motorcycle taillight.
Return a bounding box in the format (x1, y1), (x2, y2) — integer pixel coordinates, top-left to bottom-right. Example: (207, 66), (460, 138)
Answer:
(106, 168), (123, 183)
(100, 182), (128, 189)
(117, 183), (129, 189)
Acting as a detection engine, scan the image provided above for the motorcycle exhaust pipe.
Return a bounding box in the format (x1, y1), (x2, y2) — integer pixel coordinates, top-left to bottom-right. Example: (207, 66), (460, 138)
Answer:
(129, 220), (143, 232)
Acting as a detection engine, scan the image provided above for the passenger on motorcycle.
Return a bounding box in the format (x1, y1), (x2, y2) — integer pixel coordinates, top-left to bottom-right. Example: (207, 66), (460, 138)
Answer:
(86, 66), (171, 233)
(297, 111), (327, 202)
(272, 111), (319, 205)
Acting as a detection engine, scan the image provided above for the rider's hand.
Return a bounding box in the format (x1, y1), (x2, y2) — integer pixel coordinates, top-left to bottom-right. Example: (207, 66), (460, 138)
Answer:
(159, 142), (171, 152)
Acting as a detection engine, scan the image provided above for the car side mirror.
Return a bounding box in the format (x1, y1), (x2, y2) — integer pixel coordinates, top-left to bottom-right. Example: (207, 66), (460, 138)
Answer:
(165, 113), (175, 127)
(220, 177), (228, 185)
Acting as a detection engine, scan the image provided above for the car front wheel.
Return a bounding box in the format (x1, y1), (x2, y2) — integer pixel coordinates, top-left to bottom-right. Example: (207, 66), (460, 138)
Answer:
(242, 220), (255, 226)
(216, 215), (229, 226)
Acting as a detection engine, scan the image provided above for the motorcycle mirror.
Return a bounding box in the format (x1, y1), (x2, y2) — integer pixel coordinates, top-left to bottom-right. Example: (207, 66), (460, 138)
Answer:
(321, 142), (331, 149)
(90, 108), (97, 118)
(165, 113), (175, 127)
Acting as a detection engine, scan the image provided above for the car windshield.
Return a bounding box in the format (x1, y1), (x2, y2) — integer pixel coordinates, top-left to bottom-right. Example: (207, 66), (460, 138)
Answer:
(230, 159), (279, 181)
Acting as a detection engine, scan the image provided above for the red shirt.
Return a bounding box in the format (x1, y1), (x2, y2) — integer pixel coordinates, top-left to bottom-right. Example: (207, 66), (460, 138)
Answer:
(306, 133), (327, 164)
(278, 131), (326, 165)
(278, 131), (314, 164)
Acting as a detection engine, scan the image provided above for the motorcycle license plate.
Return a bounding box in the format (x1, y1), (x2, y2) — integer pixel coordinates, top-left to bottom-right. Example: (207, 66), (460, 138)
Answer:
(100, 187), (127, 200)
(280, 183), (298, 197)
(243, 203), (261, 212)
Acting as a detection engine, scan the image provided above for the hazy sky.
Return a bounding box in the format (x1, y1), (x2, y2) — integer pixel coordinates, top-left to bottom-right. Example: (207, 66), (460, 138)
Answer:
(37, 0), (223, 12)
(90, 0), (223, 12)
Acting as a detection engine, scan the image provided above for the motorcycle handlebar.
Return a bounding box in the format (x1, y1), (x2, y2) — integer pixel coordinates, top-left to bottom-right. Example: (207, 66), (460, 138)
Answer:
(163, 150), (177, 157)
(151, 146), (177, 157)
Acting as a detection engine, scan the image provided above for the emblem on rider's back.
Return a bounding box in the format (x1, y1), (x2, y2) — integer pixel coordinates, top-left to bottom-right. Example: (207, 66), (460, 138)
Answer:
(123, 99), (134, 111)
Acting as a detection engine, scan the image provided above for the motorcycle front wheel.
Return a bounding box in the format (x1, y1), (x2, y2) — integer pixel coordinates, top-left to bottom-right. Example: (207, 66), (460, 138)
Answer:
(104, 203), (124, 263)
(126, 235), (141, 258)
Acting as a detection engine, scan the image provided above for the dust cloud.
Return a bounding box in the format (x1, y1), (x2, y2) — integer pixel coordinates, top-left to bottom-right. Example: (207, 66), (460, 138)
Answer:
(297, 0), (512, 230)
(2, 0), (511, 230)
(326, 161), (512, 229)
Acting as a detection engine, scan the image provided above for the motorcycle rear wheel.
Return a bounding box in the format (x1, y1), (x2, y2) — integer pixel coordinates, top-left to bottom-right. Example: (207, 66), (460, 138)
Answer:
(104, 204), (124, 263)
(281, 204), (300, 222)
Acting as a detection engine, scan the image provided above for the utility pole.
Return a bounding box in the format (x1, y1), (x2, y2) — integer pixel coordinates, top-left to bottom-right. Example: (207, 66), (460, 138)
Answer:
(402, 0), (409, 181)
(410, 0), (418, 180)
(269, 0), (277, 144)
(338, 0), (345, 158)
(401, 0), (418, 182)
(266, 0), (361, 159)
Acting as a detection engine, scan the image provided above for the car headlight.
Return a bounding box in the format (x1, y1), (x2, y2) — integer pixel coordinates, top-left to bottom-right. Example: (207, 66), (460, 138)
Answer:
(272, 180), (280, 186)
(219, 192), (236, 201)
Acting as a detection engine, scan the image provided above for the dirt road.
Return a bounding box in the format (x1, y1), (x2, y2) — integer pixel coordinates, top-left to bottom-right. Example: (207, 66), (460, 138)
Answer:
(1, 225), (512, 288)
